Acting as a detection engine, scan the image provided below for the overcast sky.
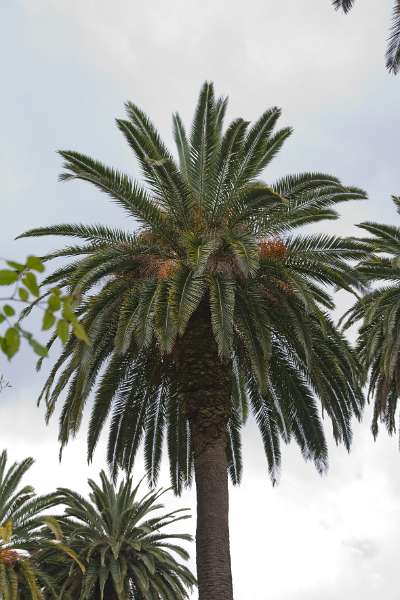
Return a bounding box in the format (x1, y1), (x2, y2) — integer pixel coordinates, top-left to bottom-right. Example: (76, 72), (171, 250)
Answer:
(1, 0), (400, 598)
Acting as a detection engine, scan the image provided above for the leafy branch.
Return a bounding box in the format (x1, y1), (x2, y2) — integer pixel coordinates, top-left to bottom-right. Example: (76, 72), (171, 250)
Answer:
(0, 256), (88, 360)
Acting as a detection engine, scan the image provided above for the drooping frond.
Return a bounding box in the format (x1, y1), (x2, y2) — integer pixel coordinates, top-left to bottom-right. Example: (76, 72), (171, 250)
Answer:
(167, 390), (193, 495)
(169, 268), (206, 335)
(226, 404), (243, 486)
(208, 275), (236, 358)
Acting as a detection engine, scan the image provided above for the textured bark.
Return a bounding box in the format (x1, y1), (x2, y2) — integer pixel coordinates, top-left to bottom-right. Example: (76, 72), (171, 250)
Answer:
(192, 428), (233, 600)
(177, 302), (234, 600)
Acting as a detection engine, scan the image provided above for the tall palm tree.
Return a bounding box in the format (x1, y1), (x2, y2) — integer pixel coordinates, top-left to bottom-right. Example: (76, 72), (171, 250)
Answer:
(332, 0), (400, 73)
(43, 471), (195, 599)
(342, 195), (400, 440)
(0, 450), (59, 599)
(20, 82), (367, 600)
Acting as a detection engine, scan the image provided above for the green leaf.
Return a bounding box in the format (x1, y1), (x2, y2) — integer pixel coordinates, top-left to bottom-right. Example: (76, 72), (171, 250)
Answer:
(18, 287), (29, 301)
(26, 255), (45, 272)
(56, 319), (69, 343)
(3, 305), (15, 317)
(42, 310), (56, 331)
(22, 272), (39, 297)
(27, 337), (48, 357)
(6, 260), (25, 271)
(72, 321), (90, 344)
(48, 293), (61, 311)
(62, 298), (75, 321)
(0, 270), (18, 285)
(0, 314), (5, 324)
(3, 327), (20, 359)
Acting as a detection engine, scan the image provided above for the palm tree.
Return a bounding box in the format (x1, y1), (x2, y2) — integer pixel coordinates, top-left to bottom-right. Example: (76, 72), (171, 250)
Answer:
(332, 0), (400, 73)
(45, 471), (195, 599)
(342, 195), (400, 440)
(20, 82), (367, 599)
(0, 450), (59, 599)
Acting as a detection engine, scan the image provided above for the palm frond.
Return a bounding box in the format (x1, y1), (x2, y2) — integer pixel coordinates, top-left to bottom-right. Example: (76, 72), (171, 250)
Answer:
(332, 0), (356, 14)
(58, 151), (169, 233)
(386, 0), (400, 74)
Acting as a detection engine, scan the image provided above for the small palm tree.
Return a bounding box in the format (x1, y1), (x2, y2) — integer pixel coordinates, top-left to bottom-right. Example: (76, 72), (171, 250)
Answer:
(332, 0), (400, 73)
(0, 450), (59, 599)
(21, 82), (367, 599)
(48, 471), (195, 600)
(343, 195), (400, 440)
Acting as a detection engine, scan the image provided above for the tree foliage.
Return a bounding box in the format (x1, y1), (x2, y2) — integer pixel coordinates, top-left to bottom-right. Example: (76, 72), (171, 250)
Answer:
(0, 450), (59, 600)
(42, 472), (195, 599)
(0, 256), (88, 361)
(342, 195), (400, 439)
(20, 82), (368, 491)
(0, 451), (195, 599)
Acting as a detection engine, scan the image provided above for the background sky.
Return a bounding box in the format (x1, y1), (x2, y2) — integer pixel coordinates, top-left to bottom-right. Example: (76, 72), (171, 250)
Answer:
(1, 0), (400, 598)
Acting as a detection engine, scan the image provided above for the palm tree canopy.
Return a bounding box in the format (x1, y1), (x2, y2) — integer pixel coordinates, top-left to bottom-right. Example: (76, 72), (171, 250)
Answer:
(342, 196), (400, 439)
(21, 82), (367, 492)
(0, 450), (60, 600)
(49, 471), (195, 599)
(332, 0), (400, 74)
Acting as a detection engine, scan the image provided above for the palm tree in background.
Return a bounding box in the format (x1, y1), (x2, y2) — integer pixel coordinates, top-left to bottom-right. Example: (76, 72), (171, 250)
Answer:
(332, 0), (400, 73)
(21, 82), (367, 600)
(343, 196), (400, 441)
(0, 450), (59, 599)
(43, 471), (195, 599)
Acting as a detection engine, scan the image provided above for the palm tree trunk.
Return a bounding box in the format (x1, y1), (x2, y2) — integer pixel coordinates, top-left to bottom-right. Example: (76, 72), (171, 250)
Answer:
(177, 302), (234, 600)
(192, 425), (233, 600)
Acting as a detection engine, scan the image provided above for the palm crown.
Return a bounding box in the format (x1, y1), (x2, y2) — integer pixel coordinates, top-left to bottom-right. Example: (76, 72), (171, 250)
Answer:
(0, 450), (59, 600)
(333, 0), (400, 74)
(21, 82), (367, 491)
(343, 196), (400, 439)
(20, 81), (370, 599)
(45, 472), (195, 599)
